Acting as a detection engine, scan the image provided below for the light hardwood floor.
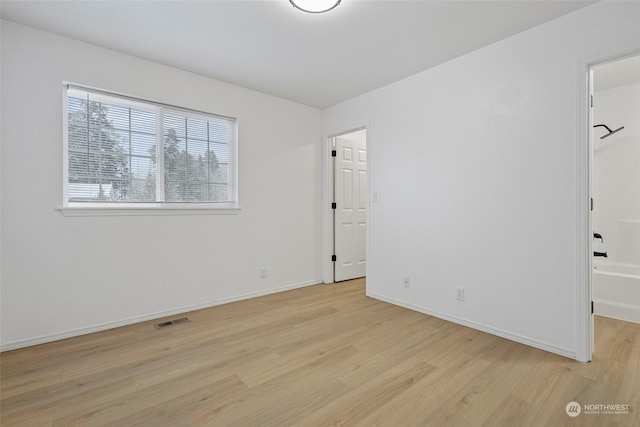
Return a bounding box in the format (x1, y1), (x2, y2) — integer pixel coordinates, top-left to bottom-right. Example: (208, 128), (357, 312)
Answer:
(1, 278), (639, 426)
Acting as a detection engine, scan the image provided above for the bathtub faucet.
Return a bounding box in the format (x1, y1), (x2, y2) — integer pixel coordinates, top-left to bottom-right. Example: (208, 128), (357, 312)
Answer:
(594, 251), (608, 258)
(593, 232), (603, 243)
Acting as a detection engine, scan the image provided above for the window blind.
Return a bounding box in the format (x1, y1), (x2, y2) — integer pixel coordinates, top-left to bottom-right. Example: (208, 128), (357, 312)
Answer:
(65, 85), (235, 204)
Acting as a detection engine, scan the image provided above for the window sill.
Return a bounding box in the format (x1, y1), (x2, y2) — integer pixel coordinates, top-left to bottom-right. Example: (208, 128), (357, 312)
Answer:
(57, 204), (241, 217)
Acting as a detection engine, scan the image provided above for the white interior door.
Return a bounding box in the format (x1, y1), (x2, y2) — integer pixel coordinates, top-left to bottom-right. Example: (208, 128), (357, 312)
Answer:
(334, 135), (366, 281)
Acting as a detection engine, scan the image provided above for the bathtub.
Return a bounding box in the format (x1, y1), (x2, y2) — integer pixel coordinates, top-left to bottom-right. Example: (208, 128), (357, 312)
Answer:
(593, 261), (640, 324)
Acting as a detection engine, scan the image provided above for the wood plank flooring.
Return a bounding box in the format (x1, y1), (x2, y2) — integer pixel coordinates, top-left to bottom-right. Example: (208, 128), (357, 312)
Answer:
(1, 278), (639, 426)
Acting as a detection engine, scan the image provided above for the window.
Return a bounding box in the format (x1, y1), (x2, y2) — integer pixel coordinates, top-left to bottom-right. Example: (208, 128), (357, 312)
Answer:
(63, 85), (237, 212)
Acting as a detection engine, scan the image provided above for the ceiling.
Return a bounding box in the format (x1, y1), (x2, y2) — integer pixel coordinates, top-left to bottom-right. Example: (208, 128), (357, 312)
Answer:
(1, 0), (596, 109)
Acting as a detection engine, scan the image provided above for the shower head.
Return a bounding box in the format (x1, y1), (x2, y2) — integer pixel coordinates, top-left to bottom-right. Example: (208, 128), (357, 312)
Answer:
(593, 124), (625, 139)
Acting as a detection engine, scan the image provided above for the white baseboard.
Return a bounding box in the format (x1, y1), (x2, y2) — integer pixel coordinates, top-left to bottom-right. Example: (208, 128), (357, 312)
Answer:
(594, 299), (640, 324)
(0, 279), (321, 352)
(367, 292), (576, 360)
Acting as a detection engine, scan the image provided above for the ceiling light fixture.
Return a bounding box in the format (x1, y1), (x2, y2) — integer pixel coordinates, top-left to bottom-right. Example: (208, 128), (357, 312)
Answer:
(289, 0), (341, 14)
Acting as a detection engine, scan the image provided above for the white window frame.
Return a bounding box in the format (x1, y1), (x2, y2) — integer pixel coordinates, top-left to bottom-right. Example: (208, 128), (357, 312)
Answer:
(58, 83), (240, 216)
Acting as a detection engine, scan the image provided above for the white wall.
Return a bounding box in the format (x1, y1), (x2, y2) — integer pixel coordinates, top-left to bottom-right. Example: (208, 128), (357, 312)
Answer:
(0, 20), (323, 350)
(324, 1), (640, 360)
(593, 81), (640, 265)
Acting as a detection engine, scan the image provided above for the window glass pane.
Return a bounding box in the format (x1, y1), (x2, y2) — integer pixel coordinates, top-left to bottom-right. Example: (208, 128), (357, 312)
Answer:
(113, 130), (130, 153)
(186, 138), (208, 159)
(187, 117), (208, 141)
(210, 163), (229, 185)
(130, 157), (156, 202)
(210, 141), (229, 164)
(130, 133), (155, 157)
(209, 183), (229, 202)
(67, 93), (149, 202)
(162, 111), (233, 203)
(108, 105), (130, 131)
(131, 109), (156, 134)
(164, 114), (186, 138)
(209, 121), (229, 144)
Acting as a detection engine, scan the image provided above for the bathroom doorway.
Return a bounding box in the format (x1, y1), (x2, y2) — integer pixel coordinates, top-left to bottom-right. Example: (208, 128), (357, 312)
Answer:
(589, 53), (640, 353)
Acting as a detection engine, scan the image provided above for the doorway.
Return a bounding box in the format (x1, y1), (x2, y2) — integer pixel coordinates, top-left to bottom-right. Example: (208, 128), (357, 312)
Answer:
(587, 53), (640, 358)
(330, 129), (367, 282)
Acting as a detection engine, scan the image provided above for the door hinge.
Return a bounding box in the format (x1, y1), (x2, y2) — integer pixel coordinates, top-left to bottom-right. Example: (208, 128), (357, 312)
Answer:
(590, 95), (593, 108)
(591, 198), (594, 211)
(332, 255), (337, 262)
(591, 301), (594, 314)
(331, 150), (337, 157)
(331, 202), (336, 209)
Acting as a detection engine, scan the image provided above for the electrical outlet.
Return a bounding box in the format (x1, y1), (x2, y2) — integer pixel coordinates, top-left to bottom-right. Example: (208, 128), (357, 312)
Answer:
(403, 277), (410, 288)
(260, 267), (267, 278)
(456, 287), (465, 301)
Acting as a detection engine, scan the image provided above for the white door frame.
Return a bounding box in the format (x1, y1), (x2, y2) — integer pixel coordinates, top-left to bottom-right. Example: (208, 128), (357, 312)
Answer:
(323, 126), (368, 284)
(576, 62), (593, 363)
(577, 49), (640, 362)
